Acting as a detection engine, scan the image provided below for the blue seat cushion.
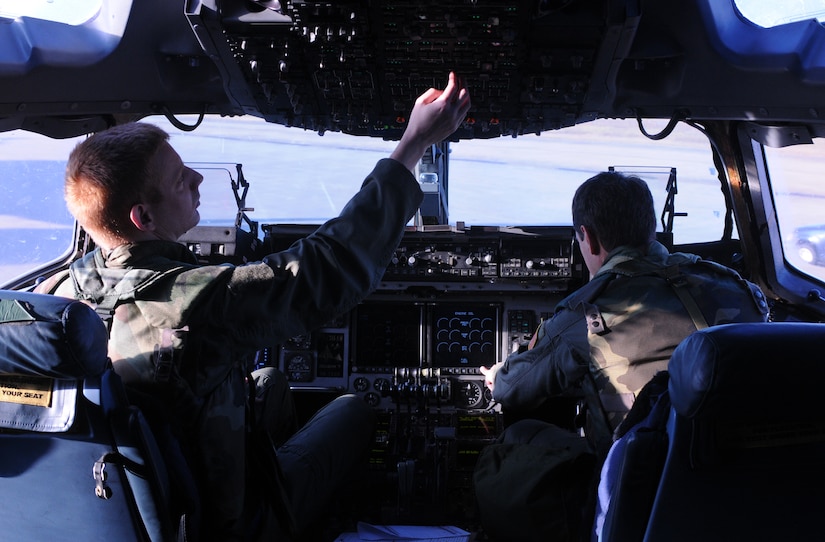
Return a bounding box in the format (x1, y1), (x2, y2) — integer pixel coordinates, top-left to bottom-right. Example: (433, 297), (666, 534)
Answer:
(0, 290), (108, 378)
(0, 290), (109, 432)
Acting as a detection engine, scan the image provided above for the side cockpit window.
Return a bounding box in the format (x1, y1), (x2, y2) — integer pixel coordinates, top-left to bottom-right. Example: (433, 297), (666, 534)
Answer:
(0, 130), (80, 288)
(763, 137), (825, 283)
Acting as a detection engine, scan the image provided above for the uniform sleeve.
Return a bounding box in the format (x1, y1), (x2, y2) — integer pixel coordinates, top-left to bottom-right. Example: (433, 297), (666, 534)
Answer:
(493, 307), (591, 411)
(33, 269), (73, 297)
(213, 158), (423, 345)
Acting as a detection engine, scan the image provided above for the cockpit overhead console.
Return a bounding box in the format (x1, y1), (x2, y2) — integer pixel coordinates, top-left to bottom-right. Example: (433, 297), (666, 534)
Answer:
(187, 0), (615, 140)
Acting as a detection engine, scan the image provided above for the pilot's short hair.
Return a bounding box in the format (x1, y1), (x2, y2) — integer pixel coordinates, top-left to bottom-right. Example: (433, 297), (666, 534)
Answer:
(64, 122), (169, 245)
(572, 171), (656, 252)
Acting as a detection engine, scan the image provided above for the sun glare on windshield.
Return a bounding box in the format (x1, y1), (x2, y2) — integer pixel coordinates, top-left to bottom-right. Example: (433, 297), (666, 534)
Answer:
(735, 0), (825, 28)
(0, 0), (101, 26)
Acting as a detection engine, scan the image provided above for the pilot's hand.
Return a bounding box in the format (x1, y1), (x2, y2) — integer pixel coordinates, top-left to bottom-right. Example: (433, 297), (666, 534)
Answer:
(390, 71), (471, 171)
(480, 361), (503, 394)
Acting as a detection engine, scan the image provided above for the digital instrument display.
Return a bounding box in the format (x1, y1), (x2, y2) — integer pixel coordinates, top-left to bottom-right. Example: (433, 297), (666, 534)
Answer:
(316, 331), (345, 378)
(431, 304), (499, 368)
(353, 303), (423, 368)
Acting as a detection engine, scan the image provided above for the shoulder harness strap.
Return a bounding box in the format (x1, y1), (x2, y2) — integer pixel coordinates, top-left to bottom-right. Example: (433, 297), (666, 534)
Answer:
(660, 264), (709, 331)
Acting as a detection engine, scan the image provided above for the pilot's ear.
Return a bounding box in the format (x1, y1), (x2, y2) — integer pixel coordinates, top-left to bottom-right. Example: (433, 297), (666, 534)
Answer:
(581, 225), (600, 256)
(129, 203), (155, 232)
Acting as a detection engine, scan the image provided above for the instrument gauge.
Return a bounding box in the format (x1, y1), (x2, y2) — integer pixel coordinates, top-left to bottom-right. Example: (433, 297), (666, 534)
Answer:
(285, 352), (313, 382)
(458, 380), (484, 408)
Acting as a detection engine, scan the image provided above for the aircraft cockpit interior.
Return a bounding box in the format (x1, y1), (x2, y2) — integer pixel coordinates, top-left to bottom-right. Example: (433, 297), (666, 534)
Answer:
(3, 0), (825, 540)
(172, 159), (589, 527)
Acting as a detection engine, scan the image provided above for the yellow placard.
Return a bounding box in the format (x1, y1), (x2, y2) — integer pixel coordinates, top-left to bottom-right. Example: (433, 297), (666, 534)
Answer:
(0, 374), (53, 407)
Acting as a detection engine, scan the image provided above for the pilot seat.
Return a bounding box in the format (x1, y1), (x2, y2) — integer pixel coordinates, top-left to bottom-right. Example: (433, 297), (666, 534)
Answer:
(602, 321), (825, 542)
(0, 290), (197, 541)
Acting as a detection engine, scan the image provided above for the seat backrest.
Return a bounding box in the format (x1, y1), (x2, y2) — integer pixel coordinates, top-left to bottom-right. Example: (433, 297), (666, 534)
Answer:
(0, 290), (192, 541)
(641, 322), (825, 542)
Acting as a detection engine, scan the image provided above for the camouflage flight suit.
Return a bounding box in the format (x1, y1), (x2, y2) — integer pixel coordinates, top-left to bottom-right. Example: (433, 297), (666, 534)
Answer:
(37, 158), (423, 540)
(491, 241), (770, 431)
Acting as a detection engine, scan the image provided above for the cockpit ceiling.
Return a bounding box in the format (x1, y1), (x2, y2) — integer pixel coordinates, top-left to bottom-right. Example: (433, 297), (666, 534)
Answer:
(2, 0), (825, 139)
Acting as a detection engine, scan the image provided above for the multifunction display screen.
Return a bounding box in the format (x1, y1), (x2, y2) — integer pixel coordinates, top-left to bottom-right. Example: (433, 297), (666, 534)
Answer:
(353, 303), (423, 368)
(431, 304), (499, 368)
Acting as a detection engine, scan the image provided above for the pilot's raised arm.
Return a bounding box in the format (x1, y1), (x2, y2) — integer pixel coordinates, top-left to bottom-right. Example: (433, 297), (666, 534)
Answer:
(250, 71), (473, 338)
(35, 73), (471, 541)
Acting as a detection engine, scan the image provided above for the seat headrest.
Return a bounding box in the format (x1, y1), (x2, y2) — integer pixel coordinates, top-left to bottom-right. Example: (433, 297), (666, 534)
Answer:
(669, 322), (825, 421)
(0, 290), (109, 379)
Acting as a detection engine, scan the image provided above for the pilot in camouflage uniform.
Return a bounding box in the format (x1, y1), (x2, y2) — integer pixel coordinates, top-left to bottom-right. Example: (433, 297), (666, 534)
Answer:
(39, 157), (424, 540)
(482, 171), (770, 434)
(35, 71), (472, 542)
(489, 240), (770, 430)
(475, 171), (769, 542)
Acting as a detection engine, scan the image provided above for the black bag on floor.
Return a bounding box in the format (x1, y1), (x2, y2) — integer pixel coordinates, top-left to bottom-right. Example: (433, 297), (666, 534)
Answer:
(473, 427), (597, 542)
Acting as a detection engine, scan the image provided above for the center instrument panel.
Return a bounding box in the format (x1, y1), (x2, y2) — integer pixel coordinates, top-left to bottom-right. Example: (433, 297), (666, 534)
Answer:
(256, 224), (584, 523)
(260, 224), (580, 405)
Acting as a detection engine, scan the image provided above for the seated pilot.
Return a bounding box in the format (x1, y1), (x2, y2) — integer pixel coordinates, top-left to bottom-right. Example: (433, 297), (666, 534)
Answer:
(36, 74), (472, 540)
(477, 171), (769, 541)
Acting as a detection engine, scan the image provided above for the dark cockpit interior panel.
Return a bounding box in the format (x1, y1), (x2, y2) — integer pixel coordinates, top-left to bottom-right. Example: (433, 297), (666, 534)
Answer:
(6, 1), (825, 139)
(196, 0), (612, 139)
(258, 223), (582, 411)
(240, 223), (584, 525)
